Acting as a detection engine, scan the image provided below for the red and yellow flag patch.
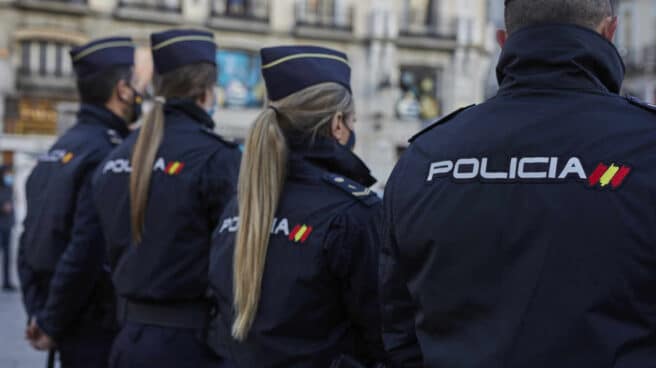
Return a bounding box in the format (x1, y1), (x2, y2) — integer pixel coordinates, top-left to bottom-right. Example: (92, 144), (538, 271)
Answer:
(289, 224), (313, 243)
(588, 163), (631, 189)
(61, 152), (74, 164)
(165, 161), (185, 176)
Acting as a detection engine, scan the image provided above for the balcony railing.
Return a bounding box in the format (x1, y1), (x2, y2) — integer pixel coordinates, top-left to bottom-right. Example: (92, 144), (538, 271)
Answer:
(399, 17), (458, 39)
(115, 0), (182, 24)
(211, 0), (269, 22)
(295, 2), (354, 31)
(117, 0), (182, 13)
(16, 0), (89, 14)
(21, 0), (87, 3)
(207, 0), (270, 32)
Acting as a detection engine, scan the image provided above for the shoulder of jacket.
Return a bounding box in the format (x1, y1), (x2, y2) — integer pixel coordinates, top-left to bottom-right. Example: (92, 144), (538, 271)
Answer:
(409, 104), (476, 143)
(68, 124), (116, 149)
(104, 129), (125, 146)
(321, 173), (380, 207)
(626, 95), (656, 115)
(200, 127), (239, 149)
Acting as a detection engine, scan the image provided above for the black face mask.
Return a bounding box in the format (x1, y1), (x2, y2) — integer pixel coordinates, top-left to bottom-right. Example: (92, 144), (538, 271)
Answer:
(344, 125), (356, 151)
(338, 117), (356, 151)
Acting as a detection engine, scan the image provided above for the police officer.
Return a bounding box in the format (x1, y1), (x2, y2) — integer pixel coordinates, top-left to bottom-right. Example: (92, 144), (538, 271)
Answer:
(380, 0), (656, 367)
(92, 29), (240, 368)
(208, 46), (386, 367)
(17, 37), (142, 367)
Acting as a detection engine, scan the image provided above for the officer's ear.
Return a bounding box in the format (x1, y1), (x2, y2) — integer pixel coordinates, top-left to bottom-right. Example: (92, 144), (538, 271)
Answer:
(115, 79), (133, 104)
(598, 16), (618, 41)
(330, 112), (348, 144)
(496, 30), (508, 48)
(196, 87), (214, 110)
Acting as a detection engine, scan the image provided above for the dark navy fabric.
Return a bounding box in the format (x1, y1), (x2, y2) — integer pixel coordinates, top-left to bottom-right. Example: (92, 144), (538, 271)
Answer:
(57, 325), (116, 368)
(0, 229), (10, 288)
(209, 134), (386, 367)
(70, 37), (134, 78)
(94, 99), (240, 367)
(18, 105), (130, 364)
(18, 104), (129, 318)
(151, 29), (216, 74)
(381, 24), (656, 368)
(0, 183), (12, 288)
(261, 46), (351, 101)
(109, 322), (225, 368)
(94, 98), (240, 302)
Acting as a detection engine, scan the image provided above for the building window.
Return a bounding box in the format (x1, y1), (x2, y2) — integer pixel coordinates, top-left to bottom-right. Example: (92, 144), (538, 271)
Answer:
(15, 0), (89, 15)
(38, 41), (47, 76)
(118, 0), (181, 12)
(32, 0), (87, 3)
(396, 66), (441, 122)
(17, 0), (87, 5)
(216, 49), (265, 109)
(212, 0), (269, 20)
(54, 44), (63, 77)
(16, 98), (59, 135)
(295, 0), (353, 30)
(400, 0), (455, 37)
(406, 0), (430, 30)
(19, 40), (74, 78)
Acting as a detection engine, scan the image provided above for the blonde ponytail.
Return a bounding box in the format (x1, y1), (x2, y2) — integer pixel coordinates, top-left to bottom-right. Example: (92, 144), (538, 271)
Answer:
(130, 97), (165, 244)
(232, 107), (287, 340)
(231, 82), (354, 340)
(128, 62), (217, 245)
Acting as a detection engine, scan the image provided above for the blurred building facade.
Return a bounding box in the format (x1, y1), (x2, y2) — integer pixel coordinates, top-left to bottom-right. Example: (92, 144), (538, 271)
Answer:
(0, 0), (494, 198)
(616, 0), (656, 103)
(483, 0), (503, 98)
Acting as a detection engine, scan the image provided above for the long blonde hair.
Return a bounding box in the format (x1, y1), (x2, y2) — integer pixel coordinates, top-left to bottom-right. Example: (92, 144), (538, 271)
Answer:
(130, 63), (217, 244)
(232, 82), (354, 340)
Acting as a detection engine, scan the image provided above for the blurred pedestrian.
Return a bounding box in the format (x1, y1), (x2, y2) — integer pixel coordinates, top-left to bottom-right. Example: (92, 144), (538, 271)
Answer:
(0, 164), (15, 292)
(208, 46), (387, 367)
(18, 36), (143, 367)
(379, 0), (656, 367)
(93, 29), (241, 368)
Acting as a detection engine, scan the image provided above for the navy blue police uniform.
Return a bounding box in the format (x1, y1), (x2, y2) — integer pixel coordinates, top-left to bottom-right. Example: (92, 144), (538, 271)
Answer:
(208, 46), (387, 368)
(381, 24), (656, 368)
(92, 29), (241, 368)
(17, 37), (136, 367)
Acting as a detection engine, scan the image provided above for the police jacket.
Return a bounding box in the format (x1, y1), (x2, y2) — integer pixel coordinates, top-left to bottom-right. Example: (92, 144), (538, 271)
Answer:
(18, 105), (129, 332)
(93, 99), (240, 304)
(209, 134), (386, 368)
(380, 24), (656, 368)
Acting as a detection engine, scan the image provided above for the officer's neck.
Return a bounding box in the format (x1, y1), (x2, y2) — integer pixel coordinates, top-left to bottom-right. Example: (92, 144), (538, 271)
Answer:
(105, 96), (129, 125)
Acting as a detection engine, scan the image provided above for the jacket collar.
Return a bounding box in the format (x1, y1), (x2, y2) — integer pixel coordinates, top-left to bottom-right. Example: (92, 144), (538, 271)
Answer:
(164, 98), (215, 129)
(77, 104), (130, 137)
(287, 132), (376, 187)
(496, 24), (625, 95)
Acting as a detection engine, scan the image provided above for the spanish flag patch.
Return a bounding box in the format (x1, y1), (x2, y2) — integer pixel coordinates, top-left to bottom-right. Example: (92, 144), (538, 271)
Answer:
(587, 163), (631, 189)
(165, 161), (185, 176)
(61, 152), (74, 164)
(289, 224), (313, 243)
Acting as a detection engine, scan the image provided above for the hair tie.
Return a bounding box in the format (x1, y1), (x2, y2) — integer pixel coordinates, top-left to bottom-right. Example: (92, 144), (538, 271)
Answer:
(154, 96), (166, 104)
(268, 105), (280, 115)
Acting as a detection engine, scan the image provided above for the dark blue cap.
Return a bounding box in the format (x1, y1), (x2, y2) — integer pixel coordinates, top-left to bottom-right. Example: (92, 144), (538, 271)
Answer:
(70, 37), (134, 78)
(151, 29), (216, 74)
(261, 45), (351, 101)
